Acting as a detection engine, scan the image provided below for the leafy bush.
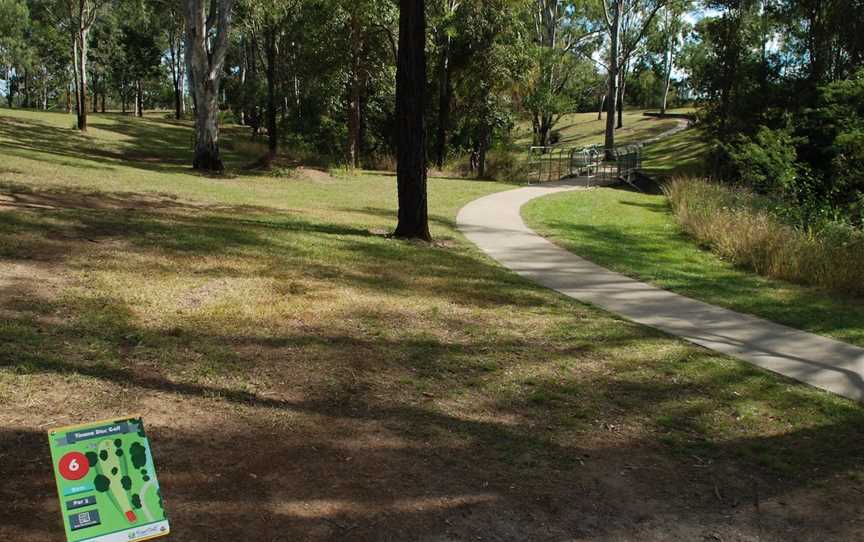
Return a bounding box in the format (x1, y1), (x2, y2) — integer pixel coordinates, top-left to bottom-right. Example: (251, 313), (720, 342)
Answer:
(723, 126), (798, 194)
(664, 177), (864, 295)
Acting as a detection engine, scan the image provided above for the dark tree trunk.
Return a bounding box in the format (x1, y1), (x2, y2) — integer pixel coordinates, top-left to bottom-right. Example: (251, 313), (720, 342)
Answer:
(265, 25), (278, 156)
(347, 7), (362, 169)
(434, 28), (452, 169)
(92, 72), (98, 113)
(605, 3), (620, 150)
(174, 80), (182, 120)
(136, 80), (144, 117)
(246, 36), (260, 136)
(477, 123), (490, 179)
(394, 0), (431, 241)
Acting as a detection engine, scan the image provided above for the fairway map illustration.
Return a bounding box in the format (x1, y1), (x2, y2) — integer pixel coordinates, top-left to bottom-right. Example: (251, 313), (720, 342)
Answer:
(47, 417), (170, 542)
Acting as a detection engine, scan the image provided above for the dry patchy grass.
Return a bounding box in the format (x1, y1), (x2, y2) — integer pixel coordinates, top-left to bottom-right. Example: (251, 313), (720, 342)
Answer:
(2, 108), (864, 540)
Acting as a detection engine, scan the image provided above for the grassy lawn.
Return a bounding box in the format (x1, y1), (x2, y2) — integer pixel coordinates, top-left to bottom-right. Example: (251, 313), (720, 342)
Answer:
(513, 110), (683, 148)
(523, 188), (864, 348)
(641, 126), (710, 176)
(3, 108), (864, 540)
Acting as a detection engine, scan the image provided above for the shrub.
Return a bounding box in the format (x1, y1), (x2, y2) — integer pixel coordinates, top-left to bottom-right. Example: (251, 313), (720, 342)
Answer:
(723, 126), (798, 194)
(664, 177), (864, 295)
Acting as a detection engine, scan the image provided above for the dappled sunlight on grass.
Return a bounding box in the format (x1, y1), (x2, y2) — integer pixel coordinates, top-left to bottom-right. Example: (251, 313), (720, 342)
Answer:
(2, 108), (864, 540)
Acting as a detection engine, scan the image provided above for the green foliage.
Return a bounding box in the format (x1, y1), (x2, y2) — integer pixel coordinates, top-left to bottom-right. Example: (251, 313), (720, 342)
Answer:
(724, 126), (798, 194)
(121, 475), (132, 490)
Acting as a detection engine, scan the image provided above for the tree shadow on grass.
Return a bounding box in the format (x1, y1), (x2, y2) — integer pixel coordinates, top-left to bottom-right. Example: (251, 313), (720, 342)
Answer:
(3, 194), (864, 539)
(0, 113), (257, 178)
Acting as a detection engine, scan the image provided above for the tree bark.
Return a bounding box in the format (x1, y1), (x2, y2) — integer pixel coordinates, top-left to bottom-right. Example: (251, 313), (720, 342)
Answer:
(265, 24), (278, 156)
(185, 0), (234, 172)
(394, 0), (431, 241)
(604, 2), (620, 150)
(136, 80), (143, 117)
(433, 3), (454, 170)
(347, 6), (362, 169)
(74, 26), (89, 130)
(617, 65), (626, 129)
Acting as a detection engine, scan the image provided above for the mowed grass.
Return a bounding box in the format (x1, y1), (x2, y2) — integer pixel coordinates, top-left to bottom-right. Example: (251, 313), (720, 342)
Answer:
(523, 187), (864, 347)
(513, 110), (683, 148)
(2, 108), (864, 539)
(641, 125), (710, 175)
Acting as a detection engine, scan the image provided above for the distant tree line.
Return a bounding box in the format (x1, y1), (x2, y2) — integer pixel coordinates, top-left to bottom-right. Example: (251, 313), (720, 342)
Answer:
(0, 0), (695, 167)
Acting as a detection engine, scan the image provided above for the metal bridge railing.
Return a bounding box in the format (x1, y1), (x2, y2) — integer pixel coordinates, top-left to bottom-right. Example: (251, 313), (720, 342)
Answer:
(528, 143), (643, 188)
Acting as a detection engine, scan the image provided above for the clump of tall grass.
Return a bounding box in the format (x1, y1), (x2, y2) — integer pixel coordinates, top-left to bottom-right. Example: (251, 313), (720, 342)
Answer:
(664, 177), (864, 295)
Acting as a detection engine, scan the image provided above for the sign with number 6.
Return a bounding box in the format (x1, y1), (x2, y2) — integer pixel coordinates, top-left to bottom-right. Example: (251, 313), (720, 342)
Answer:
(58, 452), (89, 481)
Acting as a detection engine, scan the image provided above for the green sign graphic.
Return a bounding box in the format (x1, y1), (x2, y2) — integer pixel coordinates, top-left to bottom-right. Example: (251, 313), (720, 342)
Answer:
(47, 416), (170, 542)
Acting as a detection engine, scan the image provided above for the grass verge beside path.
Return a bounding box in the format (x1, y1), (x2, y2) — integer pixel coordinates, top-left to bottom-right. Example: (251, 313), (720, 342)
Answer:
(523, 187), (864, 348)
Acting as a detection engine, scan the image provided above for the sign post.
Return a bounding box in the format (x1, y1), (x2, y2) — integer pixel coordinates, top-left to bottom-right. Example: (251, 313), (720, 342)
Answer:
(47, 416), (170, 542)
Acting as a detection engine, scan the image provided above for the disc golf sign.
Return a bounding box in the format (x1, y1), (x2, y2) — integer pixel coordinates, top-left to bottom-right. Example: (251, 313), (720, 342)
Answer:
(47, 416), (170, 542)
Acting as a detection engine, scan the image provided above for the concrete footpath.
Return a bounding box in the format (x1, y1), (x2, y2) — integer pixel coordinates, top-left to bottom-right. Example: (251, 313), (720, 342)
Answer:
(457, 181), (864, 402)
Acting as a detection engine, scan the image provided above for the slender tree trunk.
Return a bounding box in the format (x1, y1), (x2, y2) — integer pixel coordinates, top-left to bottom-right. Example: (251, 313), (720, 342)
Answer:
(265, 24), (278, 156)
(660, 10), (674, 115)
(394, 0), (431, 241)
(434, 15), (452, 169)
(92, 72), (98, 113)
(75, 30), (89, 130)
(604, 3), (620, 150)
(347, 6), (362, 169)
(170, 39), (182, 120)
(617, 66), (626, 129)
(477, 122), (490, 179)
(136, 80), (143, 117)
(247, 36), (259, 136)
(532, 112), (540, 146)
(6, 68), (14, 108)
(598, 93), (605, 120)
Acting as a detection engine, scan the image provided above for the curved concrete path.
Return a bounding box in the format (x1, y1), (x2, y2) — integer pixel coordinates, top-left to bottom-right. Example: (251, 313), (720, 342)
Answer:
(457, 181), (864, 402)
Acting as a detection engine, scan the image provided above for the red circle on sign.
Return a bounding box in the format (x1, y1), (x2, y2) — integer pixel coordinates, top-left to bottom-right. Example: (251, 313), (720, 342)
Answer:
(59, 452), (90, 481)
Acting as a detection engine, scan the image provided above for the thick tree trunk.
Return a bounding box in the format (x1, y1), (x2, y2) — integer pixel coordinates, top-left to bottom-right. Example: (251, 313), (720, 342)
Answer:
(394, 0), (431, 241)
(185, 0), (233, 172)
(193, 94), (222, 170)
